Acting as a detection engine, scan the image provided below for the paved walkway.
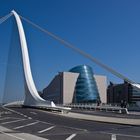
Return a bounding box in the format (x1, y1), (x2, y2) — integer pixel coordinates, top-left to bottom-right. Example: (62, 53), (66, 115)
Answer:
(62, 112), (140, 125)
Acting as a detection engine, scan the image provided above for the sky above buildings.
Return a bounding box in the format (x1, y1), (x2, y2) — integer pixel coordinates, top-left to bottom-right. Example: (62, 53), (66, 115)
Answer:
(0, 0), (140, 102)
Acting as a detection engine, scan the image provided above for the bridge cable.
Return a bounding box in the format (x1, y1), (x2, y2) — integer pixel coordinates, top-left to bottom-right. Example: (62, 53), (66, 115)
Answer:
(0, 13), (13, 25)
(19, 15), (135, 84)
(0, 13), (13, 67)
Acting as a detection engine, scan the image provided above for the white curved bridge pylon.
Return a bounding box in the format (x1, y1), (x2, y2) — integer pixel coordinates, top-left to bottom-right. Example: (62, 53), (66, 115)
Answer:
(11, 10), (70, 111)
(11, 10), (54, 107)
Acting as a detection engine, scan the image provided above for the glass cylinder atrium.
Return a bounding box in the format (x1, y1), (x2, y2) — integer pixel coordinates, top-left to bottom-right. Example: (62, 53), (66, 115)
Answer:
(69, 65), (100, 103)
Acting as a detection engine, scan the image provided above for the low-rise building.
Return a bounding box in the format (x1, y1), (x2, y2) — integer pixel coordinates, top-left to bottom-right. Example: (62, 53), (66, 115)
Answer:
(107, 81), (140, 104)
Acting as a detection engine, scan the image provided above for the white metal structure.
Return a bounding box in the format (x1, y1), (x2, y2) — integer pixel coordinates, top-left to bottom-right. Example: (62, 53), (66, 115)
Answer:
(11, 10), (70, 112)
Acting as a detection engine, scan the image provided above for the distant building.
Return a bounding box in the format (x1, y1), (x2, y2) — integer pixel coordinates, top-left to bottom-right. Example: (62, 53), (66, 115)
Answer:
(41, 65), (107, 104)
(107, 81), (140, 104)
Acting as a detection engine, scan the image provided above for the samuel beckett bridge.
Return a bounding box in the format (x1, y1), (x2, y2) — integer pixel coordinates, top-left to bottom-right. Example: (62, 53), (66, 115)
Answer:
(0, 10), (140, 112)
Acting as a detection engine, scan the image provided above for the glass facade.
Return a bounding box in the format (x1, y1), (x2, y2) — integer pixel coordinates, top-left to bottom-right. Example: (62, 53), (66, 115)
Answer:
(129, 86), (140, 103)
(69, 65), (100, 103)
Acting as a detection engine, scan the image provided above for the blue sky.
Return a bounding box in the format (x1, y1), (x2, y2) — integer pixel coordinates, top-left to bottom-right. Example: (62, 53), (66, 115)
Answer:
(0, 0), (140, 101)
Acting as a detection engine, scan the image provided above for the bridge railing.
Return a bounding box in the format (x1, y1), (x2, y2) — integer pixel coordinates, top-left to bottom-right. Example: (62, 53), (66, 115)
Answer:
(57, 103), (129, 114)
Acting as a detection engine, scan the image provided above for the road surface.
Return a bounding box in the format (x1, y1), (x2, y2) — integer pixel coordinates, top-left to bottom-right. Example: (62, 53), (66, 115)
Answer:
(0, 106), (140, 140)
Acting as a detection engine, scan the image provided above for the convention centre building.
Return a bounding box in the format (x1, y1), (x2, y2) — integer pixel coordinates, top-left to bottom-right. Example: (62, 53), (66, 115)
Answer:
(41, 65), (107, 104)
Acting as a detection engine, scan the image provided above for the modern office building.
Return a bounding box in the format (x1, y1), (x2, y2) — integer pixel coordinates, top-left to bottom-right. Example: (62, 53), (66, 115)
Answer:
(107, 81), (140, 104)
(41, 65), (107, 104)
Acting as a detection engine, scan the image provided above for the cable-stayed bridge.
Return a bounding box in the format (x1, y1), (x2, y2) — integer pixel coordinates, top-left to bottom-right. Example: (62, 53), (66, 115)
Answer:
(0, 10), (140, 110)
